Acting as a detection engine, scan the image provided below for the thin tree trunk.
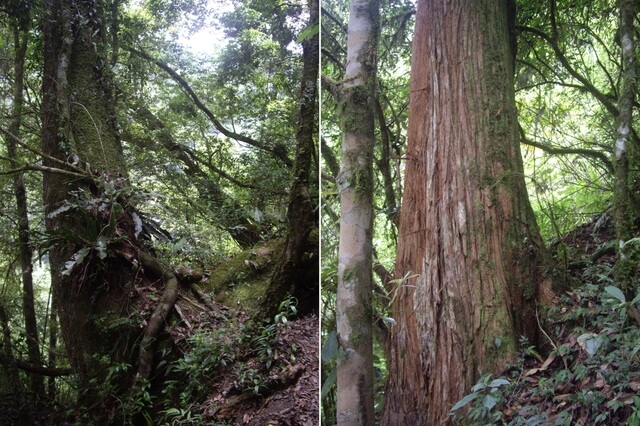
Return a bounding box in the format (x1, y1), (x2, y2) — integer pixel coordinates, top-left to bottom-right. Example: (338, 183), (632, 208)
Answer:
(262, 0), (319, 320)
(613, 0), (637, 292)
(0, 301), (24, 398)
(382, 1), (547, 424)
(336, 0), (379, 424)
(5, 24), (45, 397)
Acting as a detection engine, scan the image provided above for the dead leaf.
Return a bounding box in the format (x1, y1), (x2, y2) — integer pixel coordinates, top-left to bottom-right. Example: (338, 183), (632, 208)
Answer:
(553, 394), (572, 402)
(540, 354), (556, 370)
(525, 368), (539, 377)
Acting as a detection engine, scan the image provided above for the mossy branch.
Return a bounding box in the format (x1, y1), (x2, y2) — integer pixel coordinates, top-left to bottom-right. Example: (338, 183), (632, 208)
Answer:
(131, 251), (179, 394)
(0, 126), (90, 174)
(0, 157), (93, 180)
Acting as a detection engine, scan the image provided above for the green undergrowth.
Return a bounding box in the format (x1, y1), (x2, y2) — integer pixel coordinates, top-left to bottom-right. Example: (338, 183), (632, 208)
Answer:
(80, 297), (300, 425)
(451, 260), (640, 426)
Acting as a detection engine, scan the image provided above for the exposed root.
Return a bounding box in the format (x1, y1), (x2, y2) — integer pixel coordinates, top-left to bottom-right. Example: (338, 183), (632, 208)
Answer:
(131, 251), (179, 394)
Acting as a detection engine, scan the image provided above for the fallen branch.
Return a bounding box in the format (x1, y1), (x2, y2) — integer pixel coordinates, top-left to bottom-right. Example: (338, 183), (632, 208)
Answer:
(191, 283), (218, 313)
(216, 364), (306, 418)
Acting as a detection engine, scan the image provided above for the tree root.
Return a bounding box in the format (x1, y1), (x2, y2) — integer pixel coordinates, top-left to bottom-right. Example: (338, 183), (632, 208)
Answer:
(131, 251), (179, 394)
(216, 364), (306, 418)
(190, 283), (218, 313)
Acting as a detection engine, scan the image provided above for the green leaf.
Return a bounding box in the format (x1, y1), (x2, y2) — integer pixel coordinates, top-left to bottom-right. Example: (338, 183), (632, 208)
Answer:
(577, 332), (602, 357)
(132, 212), (143, 239)
(320, 367), (337, 400)
(382, 317), (397, 326)
(48, 203), (74, 219)
(471, 374), (491, 392)
(61, 247), (90, 276)
(450, 392), (479, 412)
(109, 202), (122, 231)
(296, 23), (319, 43)
(483, 394), (497, 410)
(253, 207), (264, 223)
(321, 330), (338, 363)
(604, 286), (626, 303)
(488, 378), (510, 388)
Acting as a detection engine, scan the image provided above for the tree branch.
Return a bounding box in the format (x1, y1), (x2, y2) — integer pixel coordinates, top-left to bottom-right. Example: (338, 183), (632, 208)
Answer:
(0, 158), (93, 180)
(15, 359), (73, 377)
(519, 125), (614, 174)
(126, 47), (292, 167)
(517, 25), (619, 117)
(320, 136), (340, 178)
(321, 7), (347, 34)
(121, 94), (263, 190)
(0, 126), (87, 173)
(320, 75), (341, 99)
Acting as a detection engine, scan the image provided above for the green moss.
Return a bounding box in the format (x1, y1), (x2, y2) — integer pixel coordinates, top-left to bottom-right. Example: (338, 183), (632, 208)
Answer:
(340, 86), (374, 136)
(202, 239), (286, 316)
(342, 266), (356, 283)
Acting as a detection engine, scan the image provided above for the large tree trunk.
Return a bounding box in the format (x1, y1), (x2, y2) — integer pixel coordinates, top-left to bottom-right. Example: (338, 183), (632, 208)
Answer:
(42, 0), (135, 407)
(335, 0), (379, 424)
(261, 0), (319, 320)
(381, 1), (547, 424)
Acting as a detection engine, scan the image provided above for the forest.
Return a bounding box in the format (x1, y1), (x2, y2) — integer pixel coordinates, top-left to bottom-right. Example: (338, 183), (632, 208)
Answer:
(0, 0), (318, 424)
(321, 0), (640, 425)
(1, 0), (639, 425)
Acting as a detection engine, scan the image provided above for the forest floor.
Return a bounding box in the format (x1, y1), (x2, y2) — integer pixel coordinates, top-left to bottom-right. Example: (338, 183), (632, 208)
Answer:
(24, 310), (319, 426)
(16, 249), (319, 426)
(156, 279), (319, 426)
(477, 212), (640, 425)
(209, 314), (319, 426)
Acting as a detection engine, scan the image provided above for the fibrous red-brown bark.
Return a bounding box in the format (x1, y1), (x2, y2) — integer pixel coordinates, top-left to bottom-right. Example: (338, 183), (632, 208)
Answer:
(382, 1), (547, 424)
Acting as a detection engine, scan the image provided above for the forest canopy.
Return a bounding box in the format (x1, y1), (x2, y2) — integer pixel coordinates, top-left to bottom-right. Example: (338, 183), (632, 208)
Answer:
(0, 0), (319, 423)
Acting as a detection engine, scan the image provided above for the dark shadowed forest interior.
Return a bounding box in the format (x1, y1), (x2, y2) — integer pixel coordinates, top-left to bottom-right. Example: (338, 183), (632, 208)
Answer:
(0, 0), (318, 424)
(321, 0), (640, 425)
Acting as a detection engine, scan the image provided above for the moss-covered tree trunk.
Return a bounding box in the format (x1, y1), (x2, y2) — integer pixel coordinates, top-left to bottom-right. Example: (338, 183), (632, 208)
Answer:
(613, 0), (637, 293)
(381, 1), (547, 424)
(261, 0), (319, 320)
(335, 0), (379, 424)
(42, 0), (137, 409)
